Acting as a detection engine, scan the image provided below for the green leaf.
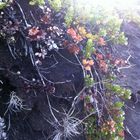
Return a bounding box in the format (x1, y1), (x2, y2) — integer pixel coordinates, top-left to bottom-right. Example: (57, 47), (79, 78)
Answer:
(48, 0), (62, 12)
(99, 28), (107, 37)
(64, 6), (74, 27)
(29, 0), (45, 6)
(117, 32), (128, 45)
(29, 1), (36, 5)
(85, 39), (95, 59)
(84, 74), (94, 87)
(114, 101), (124, 108)
(0, 2), (7, 9)
(124, 89), (131, 99)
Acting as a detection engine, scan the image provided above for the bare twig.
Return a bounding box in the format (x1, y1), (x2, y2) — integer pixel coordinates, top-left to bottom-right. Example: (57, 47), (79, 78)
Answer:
(74, 54), (86, 78)
(125, 126), (140, 140)
(7, 42), (16, 59)
(46, 93), (61, 125)
(39, 55), (58, 70)
(125, 104), (140, 115)
(14, 0), (31, 28)
(56, 51), (80, 65)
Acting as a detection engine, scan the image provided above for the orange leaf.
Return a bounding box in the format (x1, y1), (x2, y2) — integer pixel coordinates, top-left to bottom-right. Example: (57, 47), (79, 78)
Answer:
(67, 28), (82, 42)
(67, 45), (80, 54)
(28, 27), (40, 36)
(88, 60), (94, 66)
(41, 15), (50, 24)
(78, 26), (87, 37)
(67, 28), (77, 37)
(74, 34), (82, 42)
(85, 65), (91, 71)
(99, 60), (108, 72)
(82, 59), (88, 65)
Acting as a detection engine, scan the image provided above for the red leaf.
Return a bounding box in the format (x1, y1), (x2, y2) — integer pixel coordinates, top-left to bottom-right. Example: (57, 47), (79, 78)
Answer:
(67, 44), (80, 54)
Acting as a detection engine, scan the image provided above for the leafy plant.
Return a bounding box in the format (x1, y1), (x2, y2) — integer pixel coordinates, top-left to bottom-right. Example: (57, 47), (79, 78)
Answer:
(0, 0), (13, 9)
(48, 0), (62, 12)
(84, 39), (95, 59)
(29, 0), (45, 5)
(86, 116), (101, 140)
(0, 0), (134, 140)
(0, 2), (7, 9)
(106, 84), (131, 100)
(84, 74), (94, 87)
(64, 6), (74, 27)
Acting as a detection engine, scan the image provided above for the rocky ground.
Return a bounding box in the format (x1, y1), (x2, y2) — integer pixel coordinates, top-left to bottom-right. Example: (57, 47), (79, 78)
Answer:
(117, 22), (140, 140)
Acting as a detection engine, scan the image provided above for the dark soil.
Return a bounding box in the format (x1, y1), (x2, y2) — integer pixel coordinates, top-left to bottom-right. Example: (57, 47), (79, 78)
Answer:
(0, 36), (86, 140)
(0, 1), (87, 139)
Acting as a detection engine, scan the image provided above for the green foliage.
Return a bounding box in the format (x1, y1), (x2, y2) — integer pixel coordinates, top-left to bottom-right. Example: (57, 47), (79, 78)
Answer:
(64, 6), (74, 27)
(96, 14), (128, 45)
(117, 32), (128, 45)
(1, 1), (133, 140)
(107, 16), (122, 33)
(0, 0), (14, 9)
(98, 28), (107, 37)
(114, 101), (124, 109)
(84, 74), (94, 87)
(48, 0), (62, 12)
(85, 83), (130, 140)
(29, 0), (45, 5)
(75, 4), (93, 23)
(106, 84), (131, 100)
(86, 116), (101, 140)
(84, 39), (95, 59)
(0, 2), (7, 9)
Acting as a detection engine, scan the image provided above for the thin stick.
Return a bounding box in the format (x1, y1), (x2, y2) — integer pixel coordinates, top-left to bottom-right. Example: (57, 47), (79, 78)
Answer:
(46, 93), (60, 125)
(7, 43), (16, 59)
(14, 0), (30, 27)
(125, 126), (140, 140)
(42, 74), (71, 84)
(56, 51), (80, 65)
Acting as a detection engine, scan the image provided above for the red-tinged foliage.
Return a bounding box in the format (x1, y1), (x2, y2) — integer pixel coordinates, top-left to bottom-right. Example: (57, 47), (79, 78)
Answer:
(67, 28), (76, 36)
(114, 58), (126, 66)
(95, 53), (109, 72)
(67, 28), (82, 42)
(118, 130), (124, 137)
(46, 85), (55, 94)
(41, 14), (51, 24)
(106, 53), (112, 59)
(63, 40), (69, 47)
(98, 37), (106, 46)
(28, 27), (46, 41)
(28, 27), (40, 36)
(102, 120), (116, 134)
(96, 53), (104, 60)
(67, 44), (80, 54)
(99, 60), (108, 72)
(80, 95), (84, 100)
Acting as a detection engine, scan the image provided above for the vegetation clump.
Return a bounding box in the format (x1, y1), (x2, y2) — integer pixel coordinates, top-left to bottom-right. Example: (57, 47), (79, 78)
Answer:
(0, 0), (139, 139)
